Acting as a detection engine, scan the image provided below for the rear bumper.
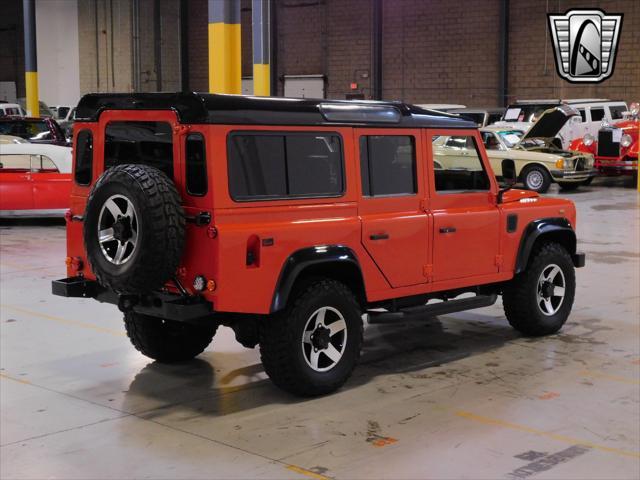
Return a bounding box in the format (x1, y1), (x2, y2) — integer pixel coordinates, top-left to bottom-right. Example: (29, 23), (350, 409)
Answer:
(51, 277), (213, 322)
(572, 252), (586, 268)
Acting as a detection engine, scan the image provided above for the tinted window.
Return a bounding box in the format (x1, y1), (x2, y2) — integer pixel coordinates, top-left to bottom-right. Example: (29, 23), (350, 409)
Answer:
(104, 121), (173, 177)
(75, 130), (93, 185)
(185, 133), (207, 196)
(228, 133), (343, 201)
(0, 120), (51, 141)
(590, 108), (605, 122)
(360, 136), (416, 196)
(432, 135), (490, 192)
(609, 105), (626, 120)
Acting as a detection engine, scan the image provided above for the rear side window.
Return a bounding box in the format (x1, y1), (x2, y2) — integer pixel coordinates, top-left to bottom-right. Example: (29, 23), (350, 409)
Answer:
(590, 108), (605, 122)
(185, 133), (207, 196)
(75, 130), (93, 185)
(360, 135), (416, 196)
(104, 121), (173, 177)
(609, 105), (626, 120)
(33, 155), (59, 172)
(228, 133), (343, 201)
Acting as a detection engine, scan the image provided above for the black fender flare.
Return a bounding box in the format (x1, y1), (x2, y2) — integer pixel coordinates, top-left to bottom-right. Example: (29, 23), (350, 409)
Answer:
(515, 218), (578, 273)
(270, 245), (364, 313)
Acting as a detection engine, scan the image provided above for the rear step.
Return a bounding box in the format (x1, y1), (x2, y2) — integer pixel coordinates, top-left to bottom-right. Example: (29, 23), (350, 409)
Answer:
(367, 294), (497, 324)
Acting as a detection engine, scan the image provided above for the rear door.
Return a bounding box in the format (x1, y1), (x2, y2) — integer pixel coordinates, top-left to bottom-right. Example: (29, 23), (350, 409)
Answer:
(427, 130), (500, 282)
(0, 154), (34, 210)
(31, 154), (72, 209)
(357, 129), (429, 288)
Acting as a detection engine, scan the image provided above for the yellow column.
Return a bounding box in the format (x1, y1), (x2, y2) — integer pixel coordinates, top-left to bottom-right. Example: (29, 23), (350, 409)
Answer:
(208, 0), (241, 94)
(23, 0), (39, 117)
(252, 0), (271, 96)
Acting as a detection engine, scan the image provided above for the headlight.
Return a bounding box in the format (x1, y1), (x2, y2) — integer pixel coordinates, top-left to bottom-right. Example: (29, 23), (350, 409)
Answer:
(630, 102), (639, 116)
(621, 134), (632, 148)
(583, 133), (595, 146)
(564, 159), (573, 169)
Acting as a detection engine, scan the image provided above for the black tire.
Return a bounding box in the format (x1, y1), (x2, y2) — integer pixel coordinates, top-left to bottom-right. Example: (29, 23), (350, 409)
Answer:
(84, 164), (185, 293)
(582, 176), (594, 186)
(259, 279), (363, 396)
(124, 312), (217, 362)
(521, 165), (552, 193)
(558, 182), (581, 191)
(502, 242), (575, 336)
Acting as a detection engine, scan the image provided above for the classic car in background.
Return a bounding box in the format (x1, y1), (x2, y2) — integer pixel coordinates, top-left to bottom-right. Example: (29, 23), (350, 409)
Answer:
(433, 106), (595, 193)
(0, 117), (68, 146)
(0, 143), (73, 217)
(0, 134), (29, 144)
(569, 102), (639, 181)
(0, 102), (26, 117)
(496, 98), (628, 149)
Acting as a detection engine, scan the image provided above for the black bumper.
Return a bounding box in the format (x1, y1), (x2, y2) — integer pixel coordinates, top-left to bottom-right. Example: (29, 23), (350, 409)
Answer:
(572, 252), (586, 268)
(52, 277), (213, 322)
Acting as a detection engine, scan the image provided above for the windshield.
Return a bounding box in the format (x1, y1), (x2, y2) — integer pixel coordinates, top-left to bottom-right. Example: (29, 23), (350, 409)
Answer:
(496, 130), (523, 148)
(502, 104), (557, 123)
(57, 107), (70, 119)
(0, 120), (52, 141)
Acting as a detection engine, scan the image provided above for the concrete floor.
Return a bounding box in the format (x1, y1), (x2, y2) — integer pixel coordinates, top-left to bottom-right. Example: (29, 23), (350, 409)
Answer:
(1, 178), (639, 480)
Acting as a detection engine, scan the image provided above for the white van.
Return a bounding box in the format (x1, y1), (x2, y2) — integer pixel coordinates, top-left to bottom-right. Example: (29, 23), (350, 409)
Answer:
(497, 99), (628, 149)
(0, 103), (26, 117)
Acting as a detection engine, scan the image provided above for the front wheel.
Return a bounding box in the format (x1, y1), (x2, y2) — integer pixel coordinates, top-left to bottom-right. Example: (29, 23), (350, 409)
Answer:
(522, 165), (552, 193)
(502, 243), (576, 336)
(124, 312), (217, 362)
(259, 279), (363, 396)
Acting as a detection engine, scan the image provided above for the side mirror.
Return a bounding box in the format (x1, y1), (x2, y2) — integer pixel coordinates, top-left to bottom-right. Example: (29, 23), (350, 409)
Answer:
(498, 159), (517, 204)
(501, 159), (517, 186)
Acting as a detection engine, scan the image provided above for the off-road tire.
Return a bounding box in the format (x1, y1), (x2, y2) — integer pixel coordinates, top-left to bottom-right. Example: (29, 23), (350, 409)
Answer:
(84, 164), (185, 293)
(521, 165), (552, 193)
(124, 312), (216, 362)
(502, 242), (575, 336)
(259, 279), (363, 396)
(558, 182), (581, 191)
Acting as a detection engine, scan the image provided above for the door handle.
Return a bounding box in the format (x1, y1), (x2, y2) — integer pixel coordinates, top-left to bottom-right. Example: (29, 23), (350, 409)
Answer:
(439, 227), (457, 234)
(369, 233), (389, 241)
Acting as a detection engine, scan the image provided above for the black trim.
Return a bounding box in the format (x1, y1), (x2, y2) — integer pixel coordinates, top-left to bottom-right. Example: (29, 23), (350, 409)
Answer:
(270, 245), (363, 312)
(74, 92), (477, 129)
(506, 213), (518, 233)
(52, 277), (213, 322)
(572, 252), (586, 268)
(515, 218), (578, 273)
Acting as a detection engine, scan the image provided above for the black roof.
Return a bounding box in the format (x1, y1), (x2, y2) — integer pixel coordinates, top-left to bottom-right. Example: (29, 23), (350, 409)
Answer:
(75, 92), (476, 129)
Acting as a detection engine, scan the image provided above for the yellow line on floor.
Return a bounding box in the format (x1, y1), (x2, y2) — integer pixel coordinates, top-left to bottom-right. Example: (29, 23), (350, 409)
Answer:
(286, 465), (331, 480)
(579, 370), (640, 385)
(455, 410), (640, 459)
(0, 373), (32, 385)
(0, 304), (125, 337)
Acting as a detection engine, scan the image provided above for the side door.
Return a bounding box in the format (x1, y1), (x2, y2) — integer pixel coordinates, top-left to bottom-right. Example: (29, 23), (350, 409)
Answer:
(427, 130), (500, 283)
(31, 154), (72, 210)
(0, 154), (34, 210)
(357, 129), (429, 288)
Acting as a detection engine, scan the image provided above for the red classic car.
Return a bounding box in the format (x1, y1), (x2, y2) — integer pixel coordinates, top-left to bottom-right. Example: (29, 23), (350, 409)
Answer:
(569, 102), (639, 181)
(0, 143), (73, 217)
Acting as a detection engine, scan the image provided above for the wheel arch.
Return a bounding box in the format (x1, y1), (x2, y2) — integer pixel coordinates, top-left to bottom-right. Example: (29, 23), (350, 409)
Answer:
(515, 218), (577, 274)
(518, 162), (552, 181)
(270, 246), (366, 313)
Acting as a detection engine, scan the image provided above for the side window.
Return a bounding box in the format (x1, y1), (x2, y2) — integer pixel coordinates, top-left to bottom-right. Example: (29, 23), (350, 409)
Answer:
(577, 109), (586, 122)
(482, 132), (501, 150)
(104, 121), (173, 177)
(31, 155), (59, 172)
(609, 105), (626, 120)
(185, 133), (207, 196)
(590, 108), (605, 122)
(432, 135), (490, 192)
(360, 135), (416, 197)
(0, 154), (31, 172)
(75, 130), (93, 185)
(228, 133), (343, 201)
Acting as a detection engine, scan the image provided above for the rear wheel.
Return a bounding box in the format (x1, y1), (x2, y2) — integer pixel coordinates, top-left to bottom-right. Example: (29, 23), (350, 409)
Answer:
(502, 243), (575, 336)
(124, 312), (217, 363)
(259, 279), (363, 396)
(522, 165), (552, 193)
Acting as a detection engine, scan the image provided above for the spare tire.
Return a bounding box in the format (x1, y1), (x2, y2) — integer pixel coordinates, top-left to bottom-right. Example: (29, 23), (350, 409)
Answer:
(83, 164), (185, 294)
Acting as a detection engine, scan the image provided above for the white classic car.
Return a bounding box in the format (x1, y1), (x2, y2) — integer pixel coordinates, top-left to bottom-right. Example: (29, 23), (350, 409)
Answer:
(433, 105), (596, 193)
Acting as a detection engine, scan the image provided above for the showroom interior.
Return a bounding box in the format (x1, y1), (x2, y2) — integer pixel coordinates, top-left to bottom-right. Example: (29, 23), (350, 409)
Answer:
(1, 0), (639, 479)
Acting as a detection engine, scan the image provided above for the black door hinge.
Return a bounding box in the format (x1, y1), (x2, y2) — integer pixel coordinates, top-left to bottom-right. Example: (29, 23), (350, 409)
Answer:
(186, 211), (211, 226)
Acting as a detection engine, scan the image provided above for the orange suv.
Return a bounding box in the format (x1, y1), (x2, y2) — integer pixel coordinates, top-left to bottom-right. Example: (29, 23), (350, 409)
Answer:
(52, 93), (586, 396)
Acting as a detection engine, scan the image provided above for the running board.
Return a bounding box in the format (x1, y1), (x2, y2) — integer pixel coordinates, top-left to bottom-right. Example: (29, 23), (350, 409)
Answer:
(367, 294), (498, 324)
